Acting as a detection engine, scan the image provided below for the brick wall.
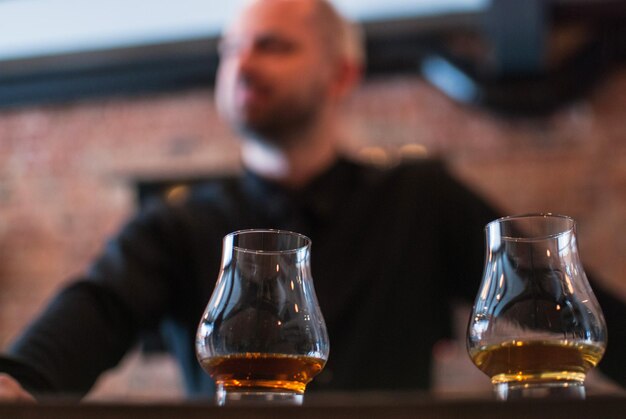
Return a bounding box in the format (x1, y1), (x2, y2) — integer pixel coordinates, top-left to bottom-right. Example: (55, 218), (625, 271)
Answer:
(1, 69), (625, 399)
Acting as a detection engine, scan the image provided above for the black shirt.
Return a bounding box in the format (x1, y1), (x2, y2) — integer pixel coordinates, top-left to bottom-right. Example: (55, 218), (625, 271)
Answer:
(3, 157), (626, 398)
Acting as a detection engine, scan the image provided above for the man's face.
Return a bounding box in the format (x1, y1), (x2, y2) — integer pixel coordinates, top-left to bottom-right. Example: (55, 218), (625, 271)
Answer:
(215, 0), (335, 145)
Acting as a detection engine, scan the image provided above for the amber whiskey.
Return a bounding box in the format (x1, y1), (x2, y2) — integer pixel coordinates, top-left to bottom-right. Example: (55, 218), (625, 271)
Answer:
(470, 340), (605, 384)
(200, 353), (326, 393)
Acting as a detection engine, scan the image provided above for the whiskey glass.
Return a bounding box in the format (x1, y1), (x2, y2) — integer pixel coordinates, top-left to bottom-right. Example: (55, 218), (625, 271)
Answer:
(196, 229), (329, 406)
(467, 214), (607, 400)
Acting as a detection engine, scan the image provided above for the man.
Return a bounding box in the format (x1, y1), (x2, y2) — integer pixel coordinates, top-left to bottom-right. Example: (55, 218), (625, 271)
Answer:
(215, 0), (362, 188)
(1, 0), (625, 401)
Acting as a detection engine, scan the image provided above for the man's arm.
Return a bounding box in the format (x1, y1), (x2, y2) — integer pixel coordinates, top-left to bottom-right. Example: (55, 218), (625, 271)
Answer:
(0, 200), (191, 399)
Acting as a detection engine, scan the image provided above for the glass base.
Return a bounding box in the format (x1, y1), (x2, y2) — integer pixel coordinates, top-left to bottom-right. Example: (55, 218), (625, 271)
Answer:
(216, 387), (303, 406)
(494, 381), (585, 400)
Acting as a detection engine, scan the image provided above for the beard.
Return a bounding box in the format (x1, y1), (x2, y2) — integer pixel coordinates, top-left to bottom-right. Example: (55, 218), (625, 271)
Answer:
(224, 78), (327, 148)
(238, 101), (322, 147)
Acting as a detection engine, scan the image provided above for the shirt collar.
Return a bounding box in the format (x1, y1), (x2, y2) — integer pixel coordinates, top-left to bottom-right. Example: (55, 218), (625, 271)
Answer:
(241, 156), (360, 223)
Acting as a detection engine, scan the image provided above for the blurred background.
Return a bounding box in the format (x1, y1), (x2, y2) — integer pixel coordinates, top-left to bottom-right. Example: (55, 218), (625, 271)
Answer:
(1, 0), (625, 401)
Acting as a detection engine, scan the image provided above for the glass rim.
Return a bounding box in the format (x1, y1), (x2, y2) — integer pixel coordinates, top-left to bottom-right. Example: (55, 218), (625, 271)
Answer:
(486, 213), (576, 242)
(226, 228), (311, 255)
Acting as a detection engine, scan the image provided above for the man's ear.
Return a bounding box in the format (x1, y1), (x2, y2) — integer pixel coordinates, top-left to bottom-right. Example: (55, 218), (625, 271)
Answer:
(328, 59), (362, 101)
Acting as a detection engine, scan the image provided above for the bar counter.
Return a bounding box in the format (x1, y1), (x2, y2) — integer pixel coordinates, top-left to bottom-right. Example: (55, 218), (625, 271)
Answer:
(1, 393), (626, 419)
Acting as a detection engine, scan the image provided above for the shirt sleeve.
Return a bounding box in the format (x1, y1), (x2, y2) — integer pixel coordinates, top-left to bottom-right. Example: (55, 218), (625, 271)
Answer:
(3, 200), (191, 398)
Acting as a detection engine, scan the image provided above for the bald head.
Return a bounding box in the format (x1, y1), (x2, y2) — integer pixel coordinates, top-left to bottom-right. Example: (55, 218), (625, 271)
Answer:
(307, 0), (363, 68)
(215, 0), (363, 148)
(227, 0), (363, 69)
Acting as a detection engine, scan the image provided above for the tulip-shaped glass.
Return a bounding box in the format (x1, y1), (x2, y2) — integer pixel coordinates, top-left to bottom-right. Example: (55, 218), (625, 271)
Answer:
(467, 214), (607, 400)
(196, 229), (329, 405)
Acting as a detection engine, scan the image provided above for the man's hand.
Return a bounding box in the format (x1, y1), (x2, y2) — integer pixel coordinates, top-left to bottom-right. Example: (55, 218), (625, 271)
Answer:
(0, 373), (35, 402)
